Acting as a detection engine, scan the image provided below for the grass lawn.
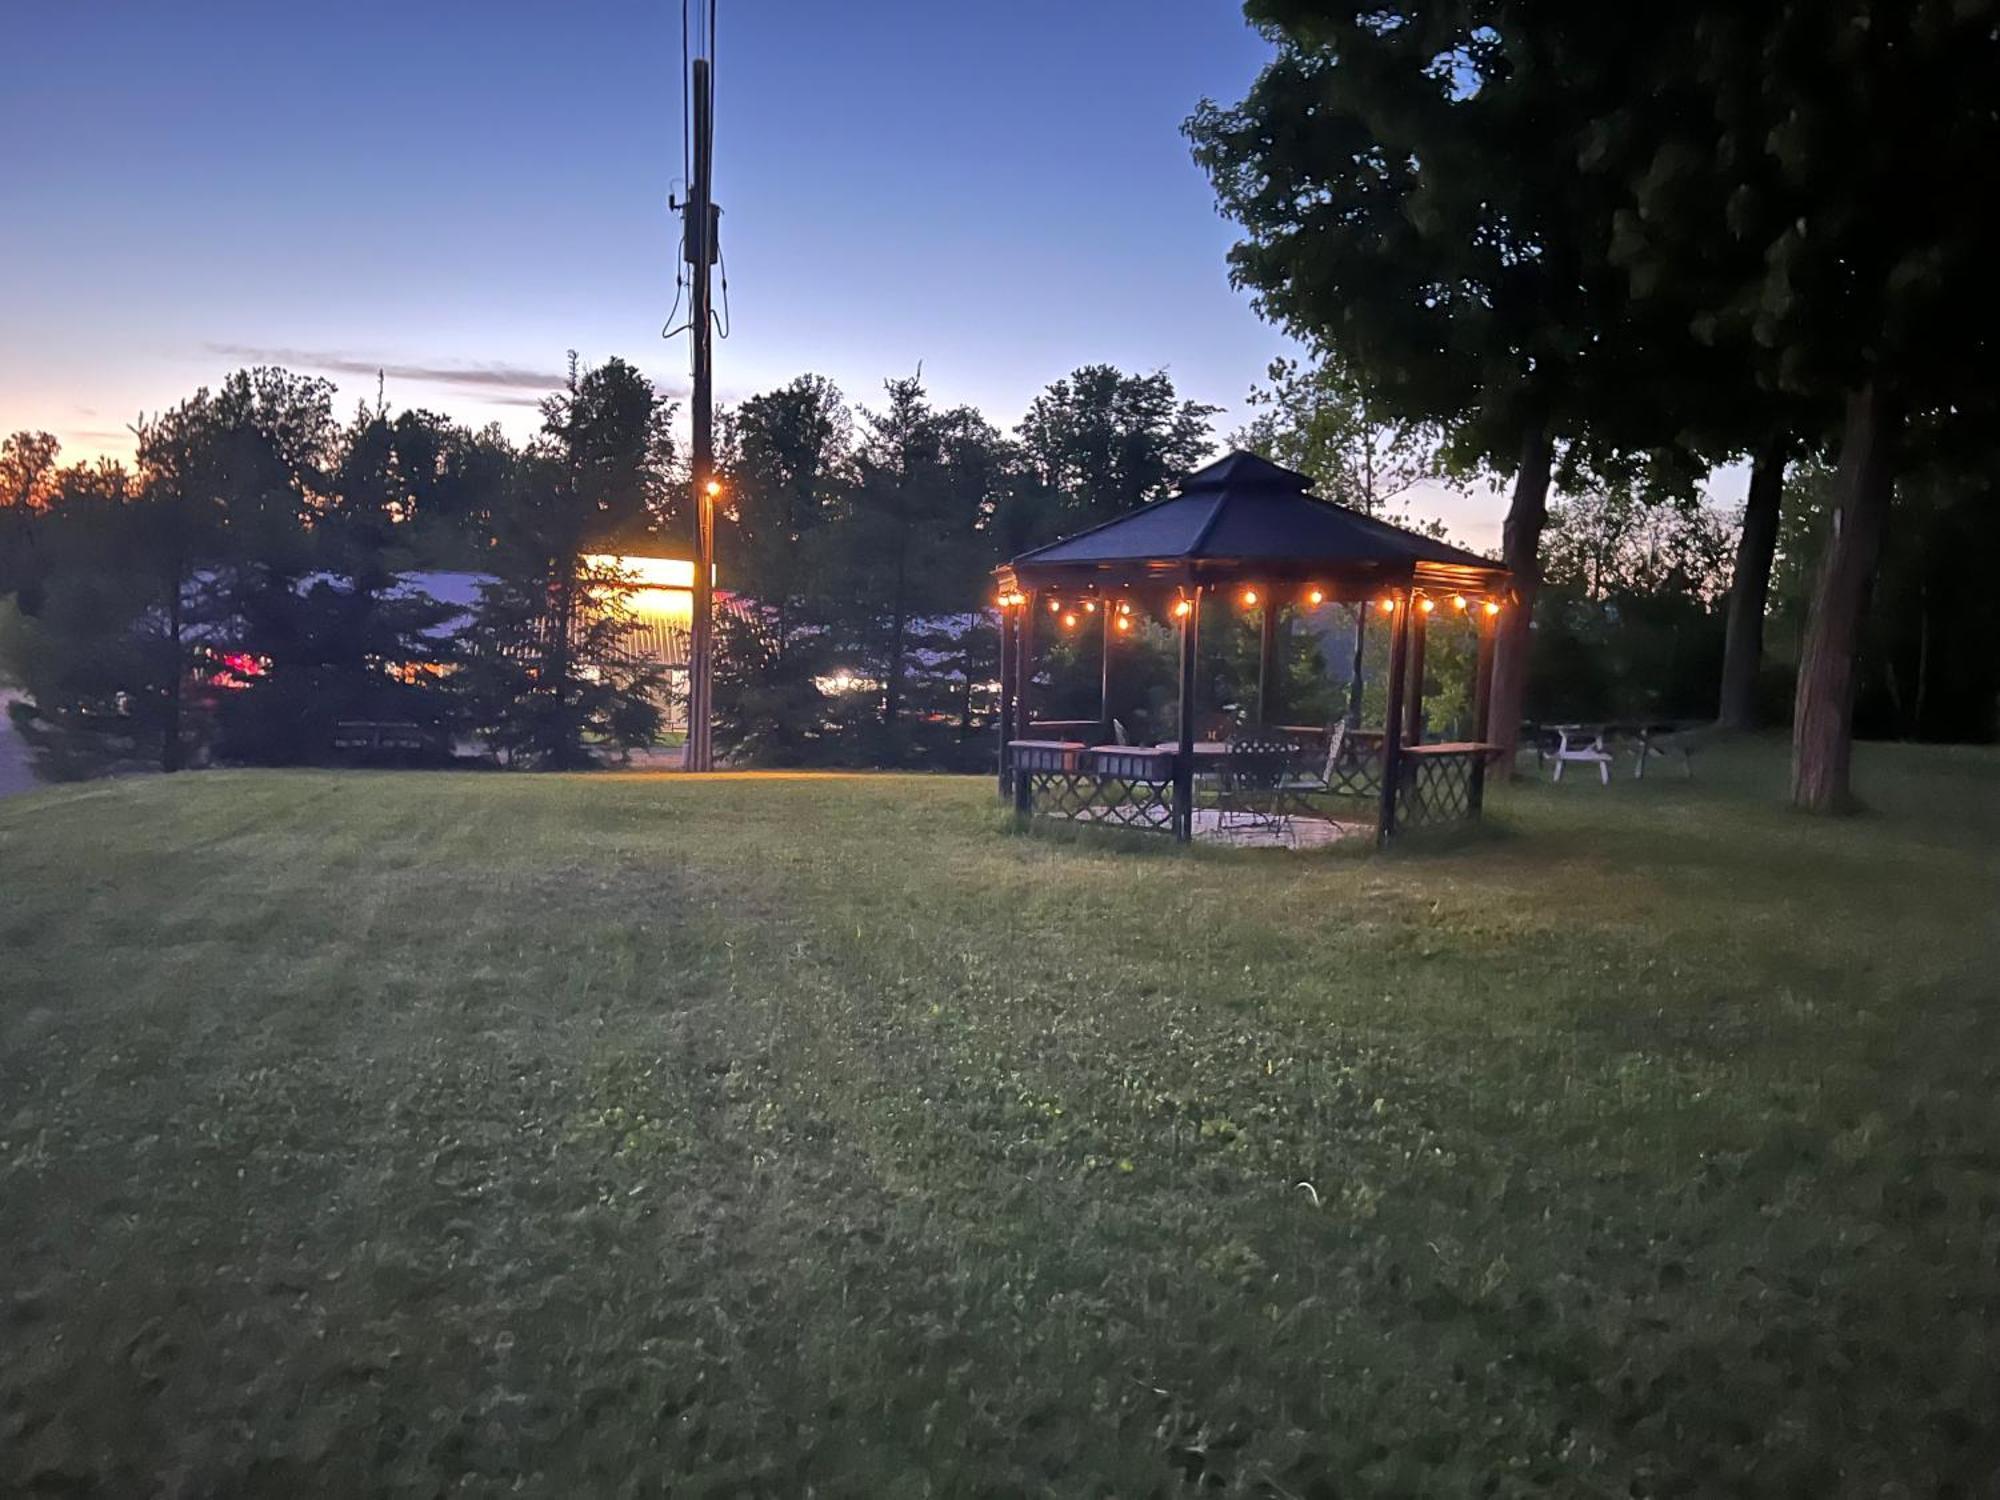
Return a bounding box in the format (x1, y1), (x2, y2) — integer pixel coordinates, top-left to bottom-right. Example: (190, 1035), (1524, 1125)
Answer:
(3, 743), (1997, 1495)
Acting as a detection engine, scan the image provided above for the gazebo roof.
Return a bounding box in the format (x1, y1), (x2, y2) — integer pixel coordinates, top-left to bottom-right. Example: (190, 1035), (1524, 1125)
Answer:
(1000, 450), (1508, 597)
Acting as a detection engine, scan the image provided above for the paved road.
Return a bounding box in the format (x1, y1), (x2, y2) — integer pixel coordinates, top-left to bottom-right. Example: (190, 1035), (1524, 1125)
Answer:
(0, 691), (39, 798)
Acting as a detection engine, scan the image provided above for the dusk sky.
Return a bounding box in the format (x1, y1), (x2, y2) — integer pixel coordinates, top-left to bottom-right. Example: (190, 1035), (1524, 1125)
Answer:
(0, 1), (1615, 547)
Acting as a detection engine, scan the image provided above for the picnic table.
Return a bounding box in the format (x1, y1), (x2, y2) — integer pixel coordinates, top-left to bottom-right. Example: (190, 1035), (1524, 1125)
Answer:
(1540, 722), (1698, 783)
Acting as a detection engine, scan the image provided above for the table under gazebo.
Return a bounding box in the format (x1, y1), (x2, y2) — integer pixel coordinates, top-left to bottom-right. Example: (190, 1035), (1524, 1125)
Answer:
(993, 451), (1512, 845)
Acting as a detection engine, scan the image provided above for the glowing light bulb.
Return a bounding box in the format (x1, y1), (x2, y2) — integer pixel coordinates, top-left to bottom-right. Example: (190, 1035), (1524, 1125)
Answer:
(1084, 600), (1097, 613)
(1451, 594), (1468, 611)
(1061, 612), (1078, 629)
(704, 478), (722, 498)
(1241, 588), (1259, 608)
(1048, 599), (1062, 614)
(1173, 599), (1192, 619)
(1483, 599), (1501, 616)
(1378, 597), (1397, 614)
(1117, 601), (1131, 616)
(1306, 587), (1325, 607)
(1419, 596), (1436, 614)
(1114, 615), (1131, 633)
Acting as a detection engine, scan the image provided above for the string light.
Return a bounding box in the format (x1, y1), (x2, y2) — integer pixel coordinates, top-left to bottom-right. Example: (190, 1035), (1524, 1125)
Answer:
(1482, 599), (1501, 617)
(1451, 594), (1468, 611)
(1117, 601), (1132, 616)
(1306, 587), (1325, 607)
(704, 478), (722, 498)
(1061, 611), (1078, 629)
(1048, 599), (1062, 615)
(1241, 588), (1260, 608)
(1173, 598), (1193, 619)
(1083, 600), (1097, 613)
(1419, 596), (1436, 614)
(1378, 597), (1398, 614)
(1114, 615), (1132, 633)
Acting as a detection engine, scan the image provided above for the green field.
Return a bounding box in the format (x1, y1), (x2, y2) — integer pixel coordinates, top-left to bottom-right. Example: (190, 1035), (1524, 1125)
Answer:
(3, 745), (1997, 1495)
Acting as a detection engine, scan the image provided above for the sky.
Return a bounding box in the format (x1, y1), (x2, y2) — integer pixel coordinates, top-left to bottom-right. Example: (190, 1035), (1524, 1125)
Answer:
(0, 1), (1648, 549)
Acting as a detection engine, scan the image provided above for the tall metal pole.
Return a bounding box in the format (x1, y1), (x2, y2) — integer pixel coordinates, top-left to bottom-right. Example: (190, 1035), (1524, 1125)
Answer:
(685, 56), (717, 771)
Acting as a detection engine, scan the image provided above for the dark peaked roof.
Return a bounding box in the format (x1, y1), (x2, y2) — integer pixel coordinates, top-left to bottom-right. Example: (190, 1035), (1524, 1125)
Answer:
(1004, 450), (1507, 592)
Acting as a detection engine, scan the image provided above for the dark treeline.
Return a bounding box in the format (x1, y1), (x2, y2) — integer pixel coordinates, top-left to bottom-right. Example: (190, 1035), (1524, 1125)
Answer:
(4, 339), (1995, 780)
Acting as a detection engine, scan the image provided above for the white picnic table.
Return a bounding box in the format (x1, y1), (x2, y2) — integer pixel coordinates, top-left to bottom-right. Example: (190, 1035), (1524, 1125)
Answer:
(1543, 722), (1697, 783)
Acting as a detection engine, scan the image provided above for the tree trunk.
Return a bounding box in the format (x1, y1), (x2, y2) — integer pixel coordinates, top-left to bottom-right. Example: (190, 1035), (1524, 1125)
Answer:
(1792, 384), (1898, 812)
(1486, 420), (1554, 777)
(1716, 435), (1789, 730)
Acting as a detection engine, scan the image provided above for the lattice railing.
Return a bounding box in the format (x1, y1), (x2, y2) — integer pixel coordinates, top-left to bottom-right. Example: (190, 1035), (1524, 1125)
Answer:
(1009, 742), (1178, 836)
(1023, 769), (1176, 833)
(1395, 753), (1479, 829)
(1328, 739), (1383, 799)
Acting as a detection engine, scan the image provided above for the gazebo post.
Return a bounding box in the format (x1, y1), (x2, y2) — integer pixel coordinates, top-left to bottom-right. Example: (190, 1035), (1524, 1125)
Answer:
(1098, 605), (1115, 744)
(1403, 596), (1429, 746)
(996, 602), (1015, 797)
(1016, 590), (1038, 737)
(1175, 586), (1200, 843)
(1257, 598), (1279, 726)
(1377, 590), (1412, 844)
(1470, 603), (1499, 813)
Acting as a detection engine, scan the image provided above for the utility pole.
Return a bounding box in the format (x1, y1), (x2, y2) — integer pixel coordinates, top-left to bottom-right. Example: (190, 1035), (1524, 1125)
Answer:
(683, 53), (718, 771)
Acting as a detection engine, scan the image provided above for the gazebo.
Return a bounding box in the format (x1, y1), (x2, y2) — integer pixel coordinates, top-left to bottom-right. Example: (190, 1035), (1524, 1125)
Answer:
(993, 451), (1512, 844)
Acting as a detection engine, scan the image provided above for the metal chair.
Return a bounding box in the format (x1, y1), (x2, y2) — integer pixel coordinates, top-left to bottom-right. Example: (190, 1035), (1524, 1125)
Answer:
(1216, 730), (1297, 838)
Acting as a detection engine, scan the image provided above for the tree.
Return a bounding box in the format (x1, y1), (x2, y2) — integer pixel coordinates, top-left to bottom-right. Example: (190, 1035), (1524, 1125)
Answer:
(0, 454), (183, 779)
(721, 375), (849, 657)
(1594, 1), (2000, 807)
(1, 431), (61, 610)
(1009, 365), (1216, 545)
(829, 377), (1003, 756)
(212, 403), (458, 765)
(1189, 3), (1703, 771)
(1714, 438), (1792, 730)
(391, 409), (517, 564)
(461, 360), (674, 768)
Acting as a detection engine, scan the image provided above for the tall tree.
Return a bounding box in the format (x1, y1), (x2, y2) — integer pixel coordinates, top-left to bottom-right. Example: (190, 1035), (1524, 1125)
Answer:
(1714, 438), (1791, 730)
(461, 359), (673, 768)
(1, 431), (62, 612)
(1597, 1), (2000, 807)
(721, 374), (850, 657)
(835, 377), (999, 746)
(1009, 365), (1216, 545)
(1190, 3), (1687, 770)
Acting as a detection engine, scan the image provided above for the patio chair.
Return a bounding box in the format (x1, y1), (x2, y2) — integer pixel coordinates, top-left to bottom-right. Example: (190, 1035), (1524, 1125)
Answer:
(1274, 721), (1346, 811)
(1216, 730), (1297, 838)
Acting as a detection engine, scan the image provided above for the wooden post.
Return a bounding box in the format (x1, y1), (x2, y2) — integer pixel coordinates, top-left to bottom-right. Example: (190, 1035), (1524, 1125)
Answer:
(996, 603), (1015, 797)
(1175, 588), (1200, 843)
(1016, 591), (1037, 736)
(1257, 597), (1278, 727)
(1470, 605), (1498, 815)
(1403, 597), (1428, 746)
(1377, 592), (1411, 844)
(1099, 605), (1115, 744)
(685, 57), (718, 772)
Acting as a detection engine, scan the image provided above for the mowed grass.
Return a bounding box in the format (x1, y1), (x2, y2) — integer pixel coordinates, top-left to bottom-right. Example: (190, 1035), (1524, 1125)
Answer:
(2, 744), (1997, 1496)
